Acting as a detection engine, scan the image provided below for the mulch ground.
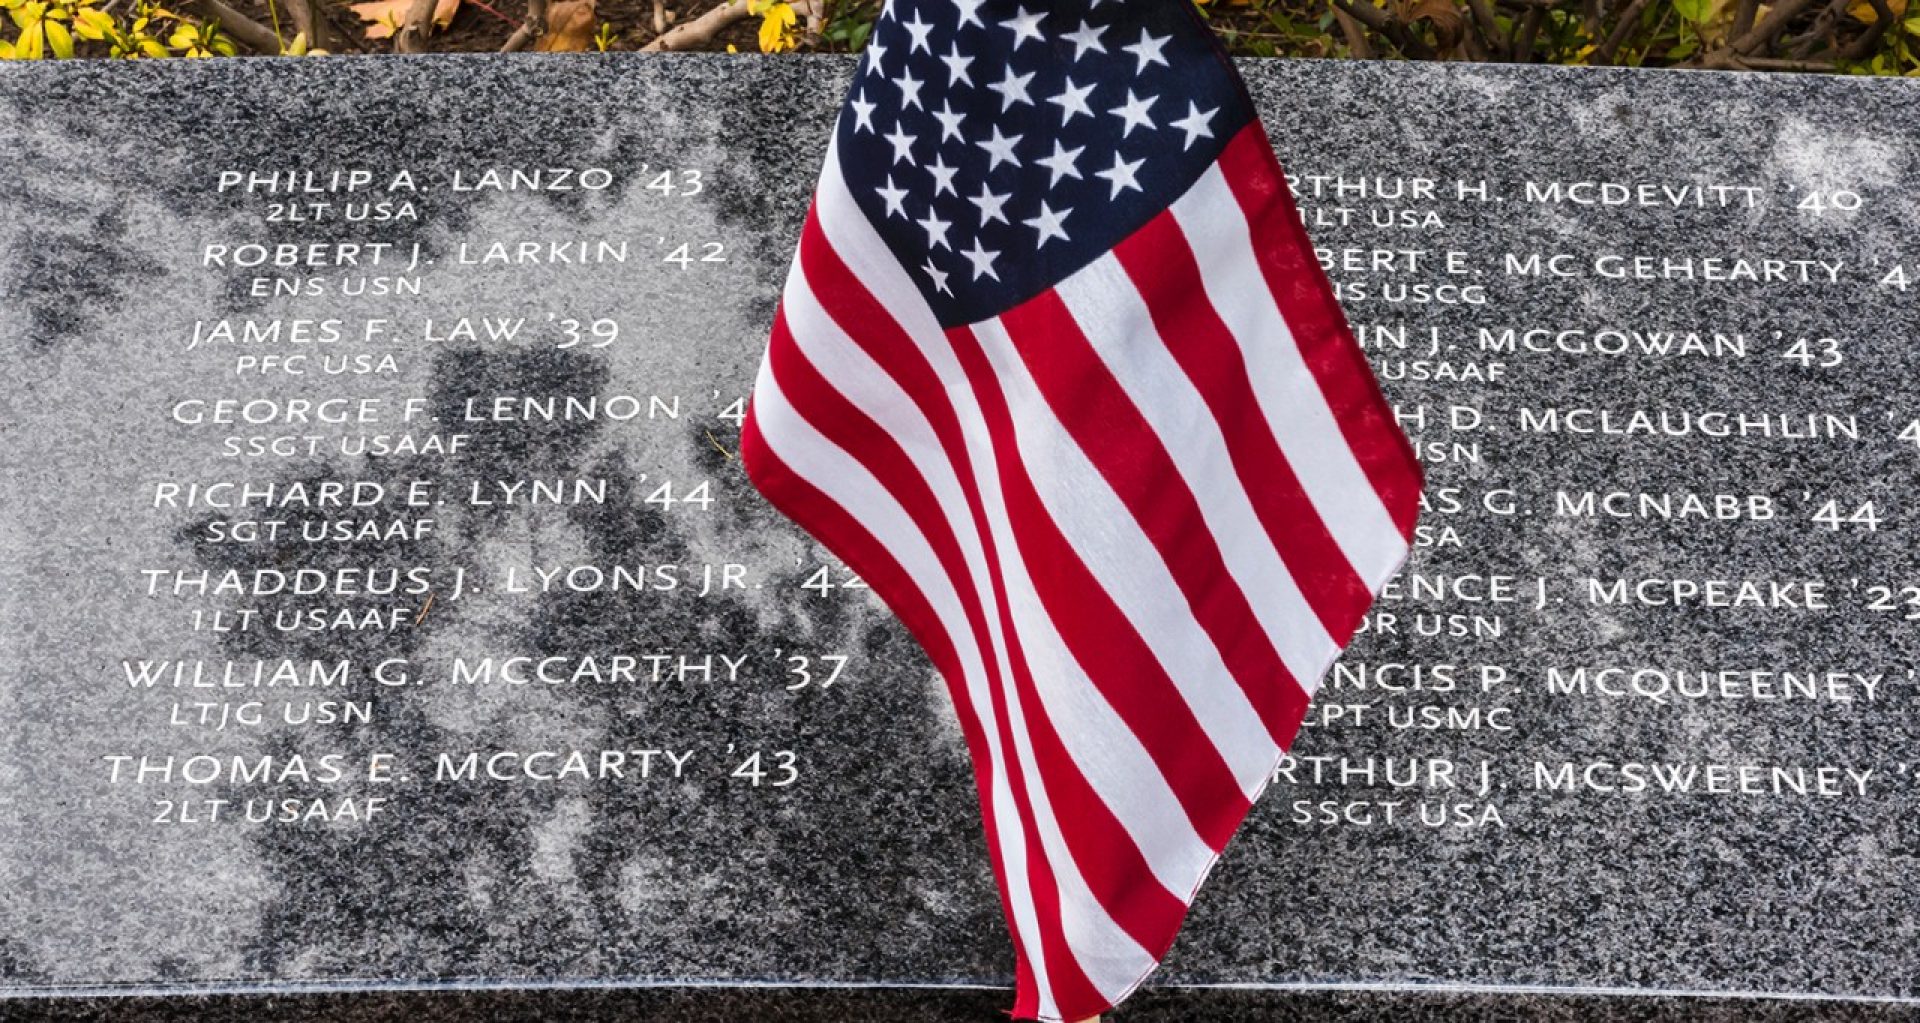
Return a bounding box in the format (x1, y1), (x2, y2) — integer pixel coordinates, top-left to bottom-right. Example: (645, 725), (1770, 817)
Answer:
(233, 0), (1278, 57)
(233, 0), (766, 55)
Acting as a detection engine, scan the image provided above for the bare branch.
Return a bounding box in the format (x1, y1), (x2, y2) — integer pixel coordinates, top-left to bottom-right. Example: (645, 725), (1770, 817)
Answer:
(1511, 4), (1542, 60)
(1738, 54), (1839, 69)
(1787, 0), (1850, 56)
(499, 0), (549, 51)
(1689, 0), (1819, 67)
(1727, 0), (1818, 53)
(1592, 0), (1649, 64)
(796, 0), (821, 47)
(196, 0), (286, 51)
(393, 0), (438, 52)
(283, 0), (328, 51)
(1330, 2), (1374, 58)
(1461, 15), (1489, 58)
(641, 0), (750, 51)
(1463, 0), (1504, 59)
(1833, 0), (1894, 58)
(1328, 0), (1391, 32)
(1330, 0), (1433, 57)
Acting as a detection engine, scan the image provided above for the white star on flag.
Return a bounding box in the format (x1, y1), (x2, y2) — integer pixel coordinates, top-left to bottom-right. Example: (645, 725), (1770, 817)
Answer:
(977, 125), (1023, 170)
(1003, 6), (1047, 47)
(1037, 141), (1085, 187)
(1095, 153), (1145, 197)
(962, 236), (1000, 279)
(1111, 89), (1157, 136)
(941, 43), (973, 85)
(850, 92), (877, 132)
(970, 184), (1011, 224)
(1049, 78), (1097, 123)
(990, 67), (1036, 110)
(1172, 102), (1218, 149)
(883, 125), (915, 163)
(1123, 29), (1170, 71)
(1025, 200), (1071, 246)
(1063, 19), (1106, 58)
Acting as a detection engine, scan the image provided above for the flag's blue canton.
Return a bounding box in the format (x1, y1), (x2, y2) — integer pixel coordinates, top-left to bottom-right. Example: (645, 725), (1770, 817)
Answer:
(837, 0), (1255, 329)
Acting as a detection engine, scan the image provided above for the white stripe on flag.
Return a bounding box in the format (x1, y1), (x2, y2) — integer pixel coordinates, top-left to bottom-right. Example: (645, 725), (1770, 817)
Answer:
(991, 542), (1220, 901)
(1052, 253), (1340, 689)
(1170, 166), (1410, 582)
(783, 262), (1215, 911)
(969, 315), (1281, 796)
(993, 625), (1160, 1003)
(813, 145), (1061, 1018)
(814, 139), (973, 401)
(750, 327), (1059, 1020)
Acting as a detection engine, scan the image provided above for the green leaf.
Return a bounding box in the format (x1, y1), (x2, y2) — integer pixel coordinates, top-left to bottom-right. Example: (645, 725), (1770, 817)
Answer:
(1673, 0), (1711, 22)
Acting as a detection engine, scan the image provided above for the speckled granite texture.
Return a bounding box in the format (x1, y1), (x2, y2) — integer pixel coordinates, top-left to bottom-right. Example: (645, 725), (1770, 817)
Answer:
(2, 52), (1918, 1018)
(15, 987), (1920, 1022)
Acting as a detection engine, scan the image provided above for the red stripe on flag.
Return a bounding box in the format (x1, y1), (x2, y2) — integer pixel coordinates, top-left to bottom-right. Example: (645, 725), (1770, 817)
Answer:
(1111, 212), (1373, 642)
(798, 211), (962, 466)
(766, 304), (1186, 960)
(761, 307), (1006, 807)
(779, 230), (1109, 1013)
(994, 290), (1316, 744)
(737, 409), (1005, 864)
(1214, 122), (1424, 538)
(800, 207), (1240, 863)
(943, 321), (1254, 853)
(737, 409), (1021, 944)
(743, 405), (1072, 1015)
(942, 326), (1206, 1020)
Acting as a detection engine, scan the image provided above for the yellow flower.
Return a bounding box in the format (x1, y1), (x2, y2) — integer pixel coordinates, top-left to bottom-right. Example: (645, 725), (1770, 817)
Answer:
(755, 0), (795, 52)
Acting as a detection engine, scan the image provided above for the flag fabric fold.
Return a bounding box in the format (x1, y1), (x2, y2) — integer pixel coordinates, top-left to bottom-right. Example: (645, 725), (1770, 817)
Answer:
(740, 1), (1422, 1017)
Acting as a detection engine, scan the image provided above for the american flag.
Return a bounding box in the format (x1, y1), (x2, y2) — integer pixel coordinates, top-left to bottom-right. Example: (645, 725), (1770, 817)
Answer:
(740, 0), (1422, 1017)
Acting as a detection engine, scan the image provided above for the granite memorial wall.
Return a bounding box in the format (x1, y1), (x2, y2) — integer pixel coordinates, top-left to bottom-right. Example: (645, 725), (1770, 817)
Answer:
(1, 52), (1917, 1006)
